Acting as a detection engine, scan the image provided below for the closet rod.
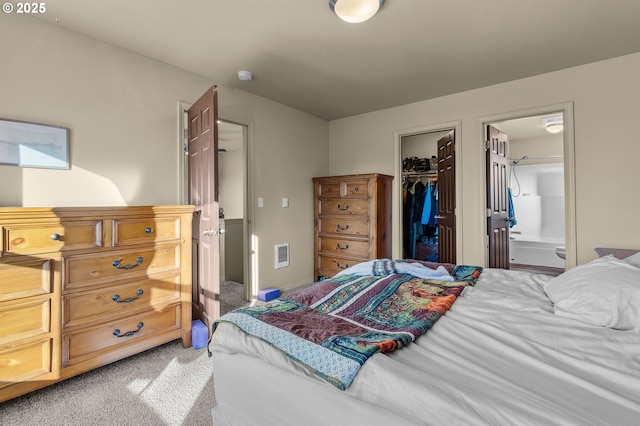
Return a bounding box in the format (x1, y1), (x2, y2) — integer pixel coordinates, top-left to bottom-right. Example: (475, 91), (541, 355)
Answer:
(402, 171), (437, 177)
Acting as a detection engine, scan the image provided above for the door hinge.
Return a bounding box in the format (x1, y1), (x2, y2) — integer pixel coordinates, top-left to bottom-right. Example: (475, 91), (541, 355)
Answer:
(484, 140), (491, 151)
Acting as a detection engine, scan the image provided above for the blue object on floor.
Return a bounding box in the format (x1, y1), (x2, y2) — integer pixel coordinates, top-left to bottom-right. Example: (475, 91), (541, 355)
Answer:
(258, 287), (280, 302)
(191, 319), (208, 350)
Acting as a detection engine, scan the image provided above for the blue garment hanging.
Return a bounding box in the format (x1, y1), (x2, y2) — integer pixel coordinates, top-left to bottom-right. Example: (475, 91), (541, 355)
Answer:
(508, 187), (517, 228)
(421, 183), (432, 225)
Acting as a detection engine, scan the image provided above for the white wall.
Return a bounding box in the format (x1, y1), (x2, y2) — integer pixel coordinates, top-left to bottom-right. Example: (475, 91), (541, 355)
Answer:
(510, 164), (565, 241)
(218, 149), (244, 219)
(329, 52), (640, 265)
(0, 17), (329, 292)
(401, 131), (445, 159)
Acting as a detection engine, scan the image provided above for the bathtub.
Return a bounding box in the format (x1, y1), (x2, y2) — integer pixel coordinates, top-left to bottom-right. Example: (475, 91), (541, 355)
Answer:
(509, 235), (565, 268)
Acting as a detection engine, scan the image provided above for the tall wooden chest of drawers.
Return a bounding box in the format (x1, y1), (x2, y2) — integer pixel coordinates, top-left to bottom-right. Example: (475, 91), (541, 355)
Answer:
(0, 205), (193, 402)
(313, 174), (393, 280)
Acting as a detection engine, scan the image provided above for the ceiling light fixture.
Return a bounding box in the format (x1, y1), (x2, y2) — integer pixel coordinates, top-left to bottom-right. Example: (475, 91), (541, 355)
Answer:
(329, 0), (384, 23)
(237, 70), (253, 81)
(541, 115), (564, 134)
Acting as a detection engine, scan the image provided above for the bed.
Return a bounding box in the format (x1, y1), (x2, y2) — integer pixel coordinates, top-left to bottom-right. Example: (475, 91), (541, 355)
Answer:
(208, 250), (640, 425)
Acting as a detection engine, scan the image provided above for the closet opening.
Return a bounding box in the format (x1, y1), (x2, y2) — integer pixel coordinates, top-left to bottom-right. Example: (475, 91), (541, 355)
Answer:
(400, 128), (456, 263)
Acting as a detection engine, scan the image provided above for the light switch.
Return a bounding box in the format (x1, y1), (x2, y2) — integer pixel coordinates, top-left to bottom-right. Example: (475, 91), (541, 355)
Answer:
(282, 197), (289, 208)
(258, 197), (264, 208)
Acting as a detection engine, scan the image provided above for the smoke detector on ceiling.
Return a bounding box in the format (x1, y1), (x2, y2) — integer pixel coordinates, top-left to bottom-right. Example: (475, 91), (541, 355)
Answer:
(237, 70), (253, 81)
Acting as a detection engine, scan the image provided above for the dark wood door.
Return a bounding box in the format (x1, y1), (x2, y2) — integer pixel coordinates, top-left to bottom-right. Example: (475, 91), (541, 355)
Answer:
(486, 125), (510, 268)
(188, 86), (220, 332)
(437, 130), (456, 263)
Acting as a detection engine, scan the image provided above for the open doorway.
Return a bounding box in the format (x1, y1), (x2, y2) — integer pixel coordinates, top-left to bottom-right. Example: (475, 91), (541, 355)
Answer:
(483, 102), (576, 274)
(396, 123), (459, 264)
(217, 120), (250, 314)
(178, 102), (251, 317)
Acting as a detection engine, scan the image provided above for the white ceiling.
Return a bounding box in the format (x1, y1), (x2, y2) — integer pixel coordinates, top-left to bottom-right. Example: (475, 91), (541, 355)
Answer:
(37, 1), (640, 121)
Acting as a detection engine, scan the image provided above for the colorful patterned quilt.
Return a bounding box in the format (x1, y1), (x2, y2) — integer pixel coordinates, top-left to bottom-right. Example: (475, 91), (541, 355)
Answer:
(213, 260), (482, 390)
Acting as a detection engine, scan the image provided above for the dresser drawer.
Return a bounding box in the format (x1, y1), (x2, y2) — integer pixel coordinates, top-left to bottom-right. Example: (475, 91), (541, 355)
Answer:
(0, 297), (50, 345)
(319, 237), (369, 258)
(0, 255), (57, 302)
(63, 304), (181, 366)
(1, 221), (103, 256)
(319, 217), (369, 237)
(63, 272), (181, 328)
(63, 244), (180, 290)
(343, 180), (370, 198)
(112, 216), (181, 247)
(316, 181), (341, 198)
(319, 198), (369, 216)
(318, 255), (358, 277)
(0, 338), (51, 386)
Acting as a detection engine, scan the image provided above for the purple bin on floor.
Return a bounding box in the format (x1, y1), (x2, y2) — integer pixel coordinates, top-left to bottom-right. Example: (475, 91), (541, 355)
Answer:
(191, 319), (208, 350)
(258, 287), (280, 302)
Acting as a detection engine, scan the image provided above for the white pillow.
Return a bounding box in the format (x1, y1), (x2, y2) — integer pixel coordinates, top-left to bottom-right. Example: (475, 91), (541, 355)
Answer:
(544, 255), (640, 331)
(622, 251), (640, 268)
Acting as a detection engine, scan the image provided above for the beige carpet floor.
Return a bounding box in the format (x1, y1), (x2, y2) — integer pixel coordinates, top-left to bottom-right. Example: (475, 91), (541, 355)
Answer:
(1, 340), (213, 426)
(1, 282), (251, 426)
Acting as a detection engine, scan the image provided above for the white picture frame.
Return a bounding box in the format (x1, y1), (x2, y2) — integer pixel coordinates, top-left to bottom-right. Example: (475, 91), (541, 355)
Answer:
(0, 118), (70, 169)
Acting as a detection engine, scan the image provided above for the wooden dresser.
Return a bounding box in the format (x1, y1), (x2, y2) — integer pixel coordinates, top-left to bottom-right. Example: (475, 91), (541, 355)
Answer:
(313, 174), (393, 280)
(0, 205), (193, 402)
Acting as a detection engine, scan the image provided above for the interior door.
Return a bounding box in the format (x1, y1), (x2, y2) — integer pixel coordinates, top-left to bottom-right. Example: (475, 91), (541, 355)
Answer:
(437, 130), (456, 263)
(188, 86), (220, 331)
(486, 125), (510, 268)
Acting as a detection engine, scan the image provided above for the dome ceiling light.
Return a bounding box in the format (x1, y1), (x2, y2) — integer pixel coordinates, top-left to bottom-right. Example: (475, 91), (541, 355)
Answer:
(329, 0), (385, 23)
(541, 115), (564, 134)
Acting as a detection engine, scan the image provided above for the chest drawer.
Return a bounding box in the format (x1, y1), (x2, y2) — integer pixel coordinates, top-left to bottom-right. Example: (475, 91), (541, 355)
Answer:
(318, 217), (369, 237)
(63, 304), (181, 366)
(319, 198), (369, 216)
(319, 237), (369, 258)
(0, 339), (52, 385)
(318, 255), (356, 277)
(343, 180), (370, 197)
(112, 216), (181, 247)
(63, 272), (181, 328)
(0, 297), (50, 345)
(63, 244), (180, 290)
(0, 256), (57, 302)
(1, 221), (102, 256)
(316, 181), (341, 198)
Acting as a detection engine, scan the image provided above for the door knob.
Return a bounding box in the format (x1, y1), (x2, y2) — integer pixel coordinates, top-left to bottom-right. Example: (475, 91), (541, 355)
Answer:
(203, 227), (225, 237)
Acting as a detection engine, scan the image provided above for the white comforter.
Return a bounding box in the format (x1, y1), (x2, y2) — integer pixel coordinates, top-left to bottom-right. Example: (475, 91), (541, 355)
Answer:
(210, 268), (640, 425)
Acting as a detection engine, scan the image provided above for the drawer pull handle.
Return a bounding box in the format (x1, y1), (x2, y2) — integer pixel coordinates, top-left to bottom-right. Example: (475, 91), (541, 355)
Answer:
(336, 262), (350, 270)
(336, 224), (350, 231)
(353, 186), (359, 192)
(112, 256), (144, 270)
(145, 227), (154, 234)
(336, 243), (350, 250)
(50, 233), (61, 241)
(337, 204), (349, 211)
(112, 289), (144, 303)
(113, 322), (144, 338)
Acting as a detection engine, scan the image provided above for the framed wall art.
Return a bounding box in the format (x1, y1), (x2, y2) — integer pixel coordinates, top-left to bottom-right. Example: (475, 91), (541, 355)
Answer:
(0, 118), (70, 169)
